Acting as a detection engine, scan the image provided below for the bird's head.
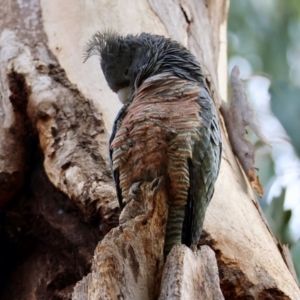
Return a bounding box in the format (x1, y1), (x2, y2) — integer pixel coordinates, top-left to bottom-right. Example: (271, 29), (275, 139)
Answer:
(84, 31), (146, 104)
(84, 31), (204, 104)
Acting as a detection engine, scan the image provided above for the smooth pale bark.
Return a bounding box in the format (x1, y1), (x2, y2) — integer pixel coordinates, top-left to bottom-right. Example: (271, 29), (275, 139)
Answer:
(0, 0), (299, 299)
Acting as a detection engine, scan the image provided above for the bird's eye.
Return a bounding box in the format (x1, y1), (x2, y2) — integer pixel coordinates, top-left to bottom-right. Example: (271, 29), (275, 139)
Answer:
(124, 68), (129, 76)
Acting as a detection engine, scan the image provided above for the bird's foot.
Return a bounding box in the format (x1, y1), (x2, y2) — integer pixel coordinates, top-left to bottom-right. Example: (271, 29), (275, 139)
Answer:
(151, 176), (165, 196)
(128, 181), (142, 201)
(190, 243), (198, 252)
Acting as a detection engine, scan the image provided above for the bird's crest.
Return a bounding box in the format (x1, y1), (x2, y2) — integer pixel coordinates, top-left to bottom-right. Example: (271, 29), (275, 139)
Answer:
(83, 30), (120, 62)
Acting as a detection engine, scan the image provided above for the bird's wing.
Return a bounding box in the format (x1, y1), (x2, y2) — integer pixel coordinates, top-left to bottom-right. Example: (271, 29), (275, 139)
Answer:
(183, 87), (222, 246)
(109, 105), (128, 208)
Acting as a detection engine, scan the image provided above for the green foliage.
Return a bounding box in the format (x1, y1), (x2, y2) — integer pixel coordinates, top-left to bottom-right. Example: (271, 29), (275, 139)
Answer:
(229, 0), (300, 79)
(228, 0), (300, 282)
(270, 81), (300, 156)
(264, 189), (294, 245)
(291, 240), (300, 282)
(265, 190), (300, 281)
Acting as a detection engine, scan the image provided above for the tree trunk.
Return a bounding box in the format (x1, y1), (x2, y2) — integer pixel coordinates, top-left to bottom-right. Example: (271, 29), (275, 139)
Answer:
(0, 0), (299, 299)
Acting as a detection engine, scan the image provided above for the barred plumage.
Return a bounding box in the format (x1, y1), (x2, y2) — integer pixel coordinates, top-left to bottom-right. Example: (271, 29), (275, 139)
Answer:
(85, 32), (222, 256)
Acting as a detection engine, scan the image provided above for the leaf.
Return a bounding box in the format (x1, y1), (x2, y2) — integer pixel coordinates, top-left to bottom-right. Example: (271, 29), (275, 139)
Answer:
(265, 189), (294, 245)
(270, 80), (300, 157)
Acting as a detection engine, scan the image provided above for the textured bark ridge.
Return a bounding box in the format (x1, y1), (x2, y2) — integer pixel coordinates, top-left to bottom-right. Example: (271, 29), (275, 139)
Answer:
(1, 0), (299, 299)
(221, 66), (266, 197)
(0, 0), (118, 298)
(73, 180), (168, 300)
(0, 70), (28, 206)
(159, 245), (224, 300)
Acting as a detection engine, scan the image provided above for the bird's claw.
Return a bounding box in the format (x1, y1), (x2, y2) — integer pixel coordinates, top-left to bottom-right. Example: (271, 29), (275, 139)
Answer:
(151, 176), (165, 196)
(129, 181), (142, 201)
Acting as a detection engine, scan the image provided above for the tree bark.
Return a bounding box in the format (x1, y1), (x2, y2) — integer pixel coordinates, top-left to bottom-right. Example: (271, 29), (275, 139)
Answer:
(0, 0), (299, 299)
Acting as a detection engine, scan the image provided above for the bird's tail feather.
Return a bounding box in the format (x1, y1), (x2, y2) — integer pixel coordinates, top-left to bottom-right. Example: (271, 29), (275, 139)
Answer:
(164, 205), (186, 257)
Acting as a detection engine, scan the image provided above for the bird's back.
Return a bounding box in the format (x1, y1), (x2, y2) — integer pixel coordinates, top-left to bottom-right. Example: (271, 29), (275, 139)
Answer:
(111, 72), (220, 256)
(86, 31), (221, 256)
(111, 73), (202, 203)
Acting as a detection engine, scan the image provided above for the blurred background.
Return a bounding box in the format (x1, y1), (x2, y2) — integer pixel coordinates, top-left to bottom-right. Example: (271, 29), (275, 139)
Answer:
(228, 0), (300, 281)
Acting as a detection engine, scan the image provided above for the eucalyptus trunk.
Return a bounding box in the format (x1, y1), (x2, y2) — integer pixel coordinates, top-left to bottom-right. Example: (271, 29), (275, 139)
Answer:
(0, 0), (298, 299)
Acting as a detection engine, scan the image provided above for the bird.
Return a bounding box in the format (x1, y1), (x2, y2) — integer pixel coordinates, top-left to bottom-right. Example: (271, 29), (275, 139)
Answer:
(84, 31), (222, 256)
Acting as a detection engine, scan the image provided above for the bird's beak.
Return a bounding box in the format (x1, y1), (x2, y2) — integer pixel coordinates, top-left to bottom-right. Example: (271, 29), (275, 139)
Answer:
(117, 86), (131, 104)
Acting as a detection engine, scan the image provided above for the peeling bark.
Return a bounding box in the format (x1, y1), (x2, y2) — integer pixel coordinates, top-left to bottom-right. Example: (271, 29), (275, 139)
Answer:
(0, 0), (117, 298)
(221, 66), (267, 197)
(0, 0), (299, 299)
(73, 180), (168, 300)
(159, 245), (224, 300)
